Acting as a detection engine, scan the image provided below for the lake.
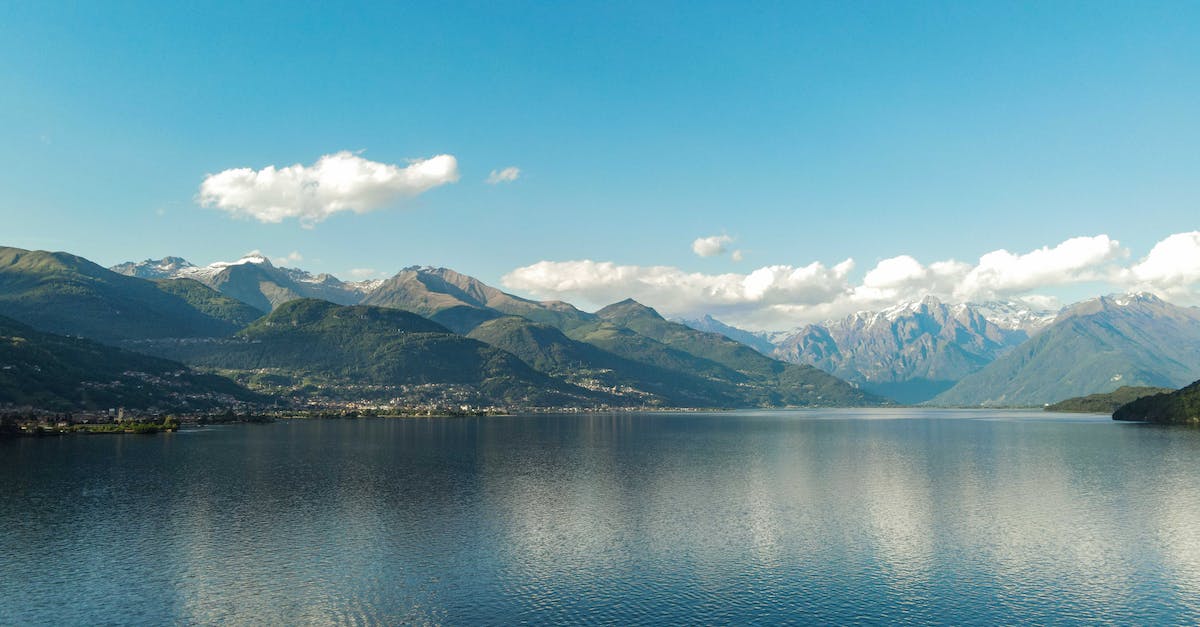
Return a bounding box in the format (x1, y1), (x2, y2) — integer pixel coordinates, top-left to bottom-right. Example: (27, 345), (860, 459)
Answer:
(3, 409), (1200, 625)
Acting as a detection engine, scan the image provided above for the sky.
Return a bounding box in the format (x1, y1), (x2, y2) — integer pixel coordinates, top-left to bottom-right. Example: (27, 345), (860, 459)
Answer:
(1, 1), (1198, 329)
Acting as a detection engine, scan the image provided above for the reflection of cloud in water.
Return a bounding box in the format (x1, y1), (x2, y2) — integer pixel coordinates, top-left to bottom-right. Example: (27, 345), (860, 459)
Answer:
(855, 435), (936, 594)
(476, 414), (632, 607)
(948, 423), (1142, 617)
(1149, 439), (1200, 613)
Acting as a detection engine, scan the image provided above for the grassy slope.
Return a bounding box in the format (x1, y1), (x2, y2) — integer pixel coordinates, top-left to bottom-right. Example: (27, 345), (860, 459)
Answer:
(0, 314), (256, 411)
(0, 247), (241, 343)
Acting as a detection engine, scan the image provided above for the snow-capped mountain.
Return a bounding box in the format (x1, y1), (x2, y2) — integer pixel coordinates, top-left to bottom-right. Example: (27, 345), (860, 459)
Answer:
(682, 296), (1057, 404)
(933, 293), (1200, 407)
(966, 299), (1058, 334)
(767, 296), (1029, 403)
(111, 255), (381, 312)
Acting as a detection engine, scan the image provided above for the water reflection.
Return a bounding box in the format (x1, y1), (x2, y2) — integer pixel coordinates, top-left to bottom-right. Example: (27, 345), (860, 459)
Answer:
(3, 411), (1200, 624)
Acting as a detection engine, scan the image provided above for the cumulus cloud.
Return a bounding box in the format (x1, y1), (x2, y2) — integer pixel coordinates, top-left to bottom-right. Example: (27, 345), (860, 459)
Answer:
(1119, 231), (1200, 300)
(731, 250), (744, 262)
(199, 151), (460, 226)
(692, 235), (734, 257)
(500, 233), (1184, 330)
(486, 167), (521, 184)
(503, 258), (853, 322)
(954, 235), (1125, 301)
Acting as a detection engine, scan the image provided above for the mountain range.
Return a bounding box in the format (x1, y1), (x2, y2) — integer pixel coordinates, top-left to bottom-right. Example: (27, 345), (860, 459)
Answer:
(686, 293), (1200, 407)
(684, 296), (1052, 403)
(3, 247), (881, 410)
(931, 294), (1200, 407)
(112, 255), (380, 313)
(4, 245), (1197, 412)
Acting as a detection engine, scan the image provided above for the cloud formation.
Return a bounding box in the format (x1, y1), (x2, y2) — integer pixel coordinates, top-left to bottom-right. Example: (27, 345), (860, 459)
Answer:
(486, 167), (521, 184)
(348, 268), (382, 279)
(199, 151), (460, 226)
(502, 233), (1196, 330)
(1120, 231), (1200, 297)
(692, 235), (734, 257)
(275, 251), (304, 265)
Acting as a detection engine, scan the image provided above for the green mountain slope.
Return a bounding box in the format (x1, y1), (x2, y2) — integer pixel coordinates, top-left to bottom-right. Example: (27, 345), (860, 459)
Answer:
(593, 299), (883, 407)
(1113, 380), (1200, 424)
(932, 294), (1200, 407)
(139, 299), (607, 407)
(0, 314), (256, 411)
(467, 316), (743, 406)
(0, 247), (243, 343)
(152, 278), (264, 328)
(1044, 386), (1173, 414)
(363, 266), (594, 332)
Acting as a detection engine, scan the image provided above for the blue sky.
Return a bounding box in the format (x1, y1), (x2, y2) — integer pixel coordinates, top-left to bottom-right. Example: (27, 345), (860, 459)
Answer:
(2, 2), (1198, 327)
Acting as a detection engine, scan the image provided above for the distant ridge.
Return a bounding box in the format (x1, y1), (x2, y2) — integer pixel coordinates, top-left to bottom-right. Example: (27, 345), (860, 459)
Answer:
(932, 294), (1200, 407)
(112, 255), (379, 312)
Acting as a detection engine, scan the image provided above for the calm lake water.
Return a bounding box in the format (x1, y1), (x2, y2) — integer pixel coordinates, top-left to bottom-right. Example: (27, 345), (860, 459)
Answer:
(3, 409), (1200, 625)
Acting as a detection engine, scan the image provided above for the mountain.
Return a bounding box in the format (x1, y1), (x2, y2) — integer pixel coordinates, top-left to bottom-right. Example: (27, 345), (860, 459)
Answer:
(0, 247), (248, 343)
(1044, 386), (1174, 414)
(932, 294), (1200, 407)
(362, 266), (595, 333)
(968, 300), (1058, 335)
(111, 255), (378, 313)
(593, 299), (882, 407)
(151, 278), (264, 328)
(770, 297), (1029, 404)
(0, 313), (256, 411)
(1113, 379), (1200, 424)
(136, 299), (608, 407)
(677, 314), (776, 354)
(466, 316), (745, 407)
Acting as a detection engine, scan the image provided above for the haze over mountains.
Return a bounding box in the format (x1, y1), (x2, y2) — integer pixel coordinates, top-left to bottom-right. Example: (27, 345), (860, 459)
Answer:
(682, 296), (1054, 403)
(683, 293), (1200, 407)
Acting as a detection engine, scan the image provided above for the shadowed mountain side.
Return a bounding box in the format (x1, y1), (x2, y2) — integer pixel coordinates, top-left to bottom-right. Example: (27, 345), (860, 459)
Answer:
(932, 295), (1200, 407)
(134, 299), (610, 407)
(1113, 379), (1200, 424)
(1045, 386), (1174, 414)
(467, 316), (743, 407)
(593, 299), (884, 407)
(678, 315), (776, 354)
(0, 247), (246, 344)
(0, 314), (258, 411)
(152, 278), (265, 328)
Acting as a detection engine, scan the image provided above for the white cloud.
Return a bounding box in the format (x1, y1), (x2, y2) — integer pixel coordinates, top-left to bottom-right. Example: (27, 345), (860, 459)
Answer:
(501, 233), (1174, 330)
(953, 235), (1125, 301)
(692, 235), (734, 257)
(348, 268), (381, 279)
(486, 167), (521, 184)
(502, 258), (853, 323)
(1119, 231), (1200, 300)
(274, 251), (303, 265)
(731, 250), (744, 262)
(199, 151), (460, 227)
